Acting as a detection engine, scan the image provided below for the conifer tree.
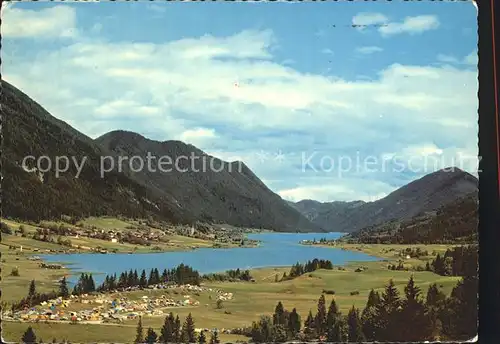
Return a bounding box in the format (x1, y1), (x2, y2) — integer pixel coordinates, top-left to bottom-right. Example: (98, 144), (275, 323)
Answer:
(140, 270), (148, 288)
(432, 254), (445, 275)
(148, 269), (155, 286)
(361, 304), (378, 341)
(59, 277), (69, 298)
(315, 294), (327, 336)
(135, 316), (144, 343)
(326, 298), (340, 329)
(258, 315), (274, 343)
(273, 301), (286, 326)
(118, 272), (127, 288)
(327, 316), (347, 342)
(21, 326), (37, 343)
(182, 313), (196, 343)
(426, 307), (443, 341)
(304, 310), (316, 339)
(209, 331), (220, 344)
(145, 328), (157, 344)
(251, 321), (263, 343)
(400, 276), (429, 341)
(347, 306), (365, 342)
(198, 331), (206, 344)
(366, 289), (381, 308)
(375, 279), (402, 341)
(128, 270), (135, 287)
(174, 315), (181, 343)
(88, 274), (96, 292)
(447, 275), (478, 340)
(287, 308), (301, 338)
(133, 270), (139, 286)
(28, 280), (36, 298)
(154, 268), (161, 284)
(160, 313), (174, 343)
(426, 283), (446, 307)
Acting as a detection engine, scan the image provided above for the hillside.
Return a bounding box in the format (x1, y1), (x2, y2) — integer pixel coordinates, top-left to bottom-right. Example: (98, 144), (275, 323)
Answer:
(96, 131), (322, 232)
(290, 168), (478, 232)
(2, 81), (194, 224)
(343, 191), (478, 244)
(2, 81), (321, 232)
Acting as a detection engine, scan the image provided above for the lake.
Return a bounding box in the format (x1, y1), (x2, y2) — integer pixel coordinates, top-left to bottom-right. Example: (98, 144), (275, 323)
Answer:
(41, 232), (381, 284)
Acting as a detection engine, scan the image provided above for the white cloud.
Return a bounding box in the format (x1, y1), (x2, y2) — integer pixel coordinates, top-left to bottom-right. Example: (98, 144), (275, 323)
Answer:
(321, 48), (334, 55)
(381, 143), (478, 175)
(356, 46), (383, 55)
(1, 5), (78, 39)
(179, 128), (218, 147)
(352, 12), (388, 28)
(402, 143), (444, 157)
(379, 15), (440, 36)
(2, 5), (478, 202)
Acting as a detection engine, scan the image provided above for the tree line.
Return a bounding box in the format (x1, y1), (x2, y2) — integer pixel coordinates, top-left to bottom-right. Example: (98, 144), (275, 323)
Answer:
(281, 258), (333, 281)
(426, 245), (477, 277)
(96, 264), (201, 293)
(133, 311), (222, 344)
(202, 268), (253, 282)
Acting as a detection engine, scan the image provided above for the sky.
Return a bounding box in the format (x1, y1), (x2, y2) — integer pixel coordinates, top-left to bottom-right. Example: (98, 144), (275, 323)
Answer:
(2, 1), (478, 203)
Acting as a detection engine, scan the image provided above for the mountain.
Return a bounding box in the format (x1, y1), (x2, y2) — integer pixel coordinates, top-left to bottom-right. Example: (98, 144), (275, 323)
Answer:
(345, 191), (478, 244)
(287, 200), (365, 227)
(2, 80), (321, 232)
(2, 81), (194, 224)
(290, 168), (478, 232)
(96, 131), (322, 232)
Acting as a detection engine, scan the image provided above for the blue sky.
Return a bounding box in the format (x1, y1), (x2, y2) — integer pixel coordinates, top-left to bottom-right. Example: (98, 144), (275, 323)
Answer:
(2, 2), (478, 202)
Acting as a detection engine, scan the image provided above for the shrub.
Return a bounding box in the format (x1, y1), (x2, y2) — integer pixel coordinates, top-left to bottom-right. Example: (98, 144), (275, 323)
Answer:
(216, 299), (224, 309)
(322, 289), (336, 295)
(1, 222), (13, 234)
(350, 291), (360, 296)
(10, 267), (20, 276)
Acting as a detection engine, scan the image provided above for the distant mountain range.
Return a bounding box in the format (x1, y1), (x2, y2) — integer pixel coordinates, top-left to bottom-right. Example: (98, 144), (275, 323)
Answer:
(289, 168), (478, 233)
(2, 81), (322, 232)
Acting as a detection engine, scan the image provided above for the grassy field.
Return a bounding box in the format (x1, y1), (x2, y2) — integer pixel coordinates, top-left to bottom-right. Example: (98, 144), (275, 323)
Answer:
(0, 244), (69, 303)
(2, 321), (249, 343)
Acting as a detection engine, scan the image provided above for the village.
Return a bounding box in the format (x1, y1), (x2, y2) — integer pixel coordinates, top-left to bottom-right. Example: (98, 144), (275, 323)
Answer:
(3, 217), (261, 255)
